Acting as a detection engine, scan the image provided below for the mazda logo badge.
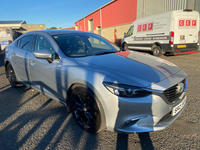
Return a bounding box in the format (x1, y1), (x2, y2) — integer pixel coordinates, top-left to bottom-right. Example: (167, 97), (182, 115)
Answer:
(176, 83), (184, 94)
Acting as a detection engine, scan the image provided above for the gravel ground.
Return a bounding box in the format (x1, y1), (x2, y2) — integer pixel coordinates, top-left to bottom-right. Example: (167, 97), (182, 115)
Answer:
(0, 50), (200, 150)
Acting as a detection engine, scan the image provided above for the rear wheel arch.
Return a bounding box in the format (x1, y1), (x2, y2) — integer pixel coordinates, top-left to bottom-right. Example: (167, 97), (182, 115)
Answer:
(152, 43), (162, 49)
(5, 63), (18, 87)
(5, 60), (10, 68)
(5, 61), (11, 78)
(152, 43), (164, 57)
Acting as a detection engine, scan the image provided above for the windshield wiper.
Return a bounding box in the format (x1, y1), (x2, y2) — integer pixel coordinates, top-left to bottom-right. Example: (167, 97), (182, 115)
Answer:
(92, 51), (116, 56)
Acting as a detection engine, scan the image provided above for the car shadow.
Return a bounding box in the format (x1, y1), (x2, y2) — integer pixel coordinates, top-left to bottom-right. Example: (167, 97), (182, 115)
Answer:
(0, 51), (98, 149)
(116, 133), (154, 150)
(116, 133), (128, 150)
(0, 83), (84, 149)
(138, 133), (154, 150)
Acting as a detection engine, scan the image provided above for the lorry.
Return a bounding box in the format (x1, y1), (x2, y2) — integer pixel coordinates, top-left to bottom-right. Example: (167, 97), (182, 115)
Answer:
(122, 9), (200, 57)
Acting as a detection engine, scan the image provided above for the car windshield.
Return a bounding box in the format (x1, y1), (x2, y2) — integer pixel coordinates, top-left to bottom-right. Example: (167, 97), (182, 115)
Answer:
(52, 33), (120, 57)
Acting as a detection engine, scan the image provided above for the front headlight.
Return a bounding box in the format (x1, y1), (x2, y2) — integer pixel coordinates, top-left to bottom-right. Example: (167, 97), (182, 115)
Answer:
(103, 82), (151, 98)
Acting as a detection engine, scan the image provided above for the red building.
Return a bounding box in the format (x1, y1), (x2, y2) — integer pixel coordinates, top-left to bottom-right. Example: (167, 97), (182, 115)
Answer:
(75, 0), (137, 43)
(74, 0), (197, 45)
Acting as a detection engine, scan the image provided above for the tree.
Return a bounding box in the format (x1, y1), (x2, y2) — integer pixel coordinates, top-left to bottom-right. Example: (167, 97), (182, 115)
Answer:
(47, 27), (58, 30)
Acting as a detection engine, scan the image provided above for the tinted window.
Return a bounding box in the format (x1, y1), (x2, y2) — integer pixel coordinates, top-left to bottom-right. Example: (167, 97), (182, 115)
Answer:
(19, 35), (34, 51)
(17, 39), (21, 48)
(34, 35), (56, 58)
(52, 33), (120, 57)
(15, 39), (21, 48)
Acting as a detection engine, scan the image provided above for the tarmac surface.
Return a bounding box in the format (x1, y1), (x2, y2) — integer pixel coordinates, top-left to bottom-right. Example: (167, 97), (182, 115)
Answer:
(0, 50), (200, 150)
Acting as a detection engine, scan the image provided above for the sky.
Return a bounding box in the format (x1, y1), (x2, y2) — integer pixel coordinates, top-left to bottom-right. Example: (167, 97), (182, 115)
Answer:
(0, 0), (111, 29)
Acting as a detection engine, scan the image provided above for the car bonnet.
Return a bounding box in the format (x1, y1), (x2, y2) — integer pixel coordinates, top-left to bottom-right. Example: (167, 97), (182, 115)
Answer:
(74, 51), (181, 88)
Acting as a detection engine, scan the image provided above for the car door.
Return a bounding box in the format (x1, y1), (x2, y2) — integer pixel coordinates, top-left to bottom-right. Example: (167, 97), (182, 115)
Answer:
(28, 35), (63, 100)
(11, 35), (35, 82)
(124, 25), (134, 49)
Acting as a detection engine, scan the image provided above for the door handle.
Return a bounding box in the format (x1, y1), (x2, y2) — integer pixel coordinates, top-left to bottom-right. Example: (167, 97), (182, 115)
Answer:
(30, 60), (35, 66)
(11, 52), (15, 57)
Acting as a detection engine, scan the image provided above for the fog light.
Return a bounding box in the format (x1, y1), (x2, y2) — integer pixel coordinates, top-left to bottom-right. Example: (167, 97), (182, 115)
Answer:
(120, 118), (140, 129)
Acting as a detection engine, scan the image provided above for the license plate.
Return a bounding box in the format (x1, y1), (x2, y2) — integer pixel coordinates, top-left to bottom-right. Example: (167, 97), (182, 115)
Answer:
(177, 45), (186, 48)
(171, 96), (186, 116)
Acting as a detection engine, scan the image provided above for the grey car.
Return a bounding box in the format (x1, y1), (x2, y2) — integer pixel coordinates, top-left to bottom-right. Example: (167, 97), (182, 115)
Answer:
(4, 30), (187, 133)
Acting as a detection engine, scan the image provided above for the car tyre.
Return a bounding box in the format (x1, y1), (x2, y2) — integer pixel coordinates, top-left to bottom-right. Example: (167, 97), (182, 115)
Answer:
(123, 43), (129, 50)
(70, 84), (106, 133)
(152, 46), (163, 57)
(166, 52), (175, 56)
(6, 63), (18, 88)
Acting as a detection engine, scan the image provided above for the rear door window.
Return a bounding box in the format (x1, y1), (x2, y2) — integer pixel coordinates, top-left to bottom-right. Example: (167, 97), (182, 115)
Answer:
(19, 35), (34, 51)
(15, 38), (21, 48)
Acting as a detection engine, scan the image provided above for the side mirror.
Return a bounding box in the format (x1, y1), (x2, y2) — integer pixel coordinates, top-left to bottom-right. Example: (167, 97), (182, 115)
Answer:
(33, 49), (53, 63)
(124, 32), (127, 36)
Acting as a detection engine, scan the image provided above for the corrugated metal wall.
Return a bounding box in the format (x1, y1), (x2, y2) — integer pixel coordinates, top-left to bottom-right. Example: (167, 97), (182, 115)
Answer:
(194, 0), (200, 50)
(137, 0), (195, 19)
(195, 0), (200, 12)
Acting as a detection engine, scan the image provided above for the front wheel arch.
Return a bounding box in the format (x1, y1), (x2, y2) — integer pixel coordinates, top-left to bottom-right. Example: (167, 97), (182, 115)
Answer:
(68, 83), (106, 133)
(122, 42), (129, 50)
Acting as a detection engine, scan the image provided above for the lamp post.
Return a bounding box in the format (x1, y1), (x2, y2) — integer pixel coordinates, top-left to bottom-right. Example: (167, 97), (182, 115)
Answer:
(44, 20), (50, 30)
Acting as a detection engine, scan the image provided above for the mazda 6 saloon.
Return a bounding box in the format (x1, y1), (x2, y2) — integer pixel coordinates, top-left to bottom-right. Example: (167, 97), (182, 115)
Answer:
(4, 30), (187, 133)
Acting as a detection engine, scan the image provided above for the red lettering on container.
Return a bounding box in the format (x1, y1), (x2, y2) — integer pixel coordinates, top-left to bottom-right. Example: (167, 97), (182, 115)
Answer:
(142, 24), (147, 31)
(138, 25), (141, 31)
(186, 20), (190, 26)
(148, 23), (153, 30)
(192, 20), (196, 26)
(179, 20), (184, 26)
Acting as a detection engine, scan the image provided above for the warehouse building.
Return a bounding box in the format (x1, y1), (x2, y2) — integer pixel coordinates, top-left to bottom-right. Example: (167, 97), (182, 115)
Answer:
(75, 0), (200, 46)
(0, 20), (45, 50)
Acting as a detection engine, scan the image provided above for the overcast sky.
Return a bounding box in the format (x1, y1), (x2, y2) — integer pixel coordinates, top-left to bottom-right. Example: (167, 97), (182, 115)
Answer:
(0, 0), (111, 28)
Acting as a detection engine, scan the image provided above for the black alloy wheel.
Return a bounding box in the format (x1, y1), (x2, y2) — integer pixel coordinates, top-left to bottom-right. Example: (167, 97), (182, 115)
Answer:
(70, 85), (105, 133)
(6, 63), (17, 88)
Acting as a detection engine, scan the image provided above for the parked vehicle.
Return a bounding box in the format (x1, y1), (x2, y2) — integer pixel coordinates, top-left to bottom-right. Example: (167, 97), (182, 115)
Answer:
(5, 30), (187, 133)
(0, 27), (19, 51)
(122, 9), (200, 57)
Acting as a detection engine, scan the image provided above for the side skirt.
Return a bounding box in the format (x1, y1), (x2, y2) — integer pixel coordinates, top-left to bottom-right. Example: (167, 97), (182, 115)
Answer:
(20, 81), (66, 106)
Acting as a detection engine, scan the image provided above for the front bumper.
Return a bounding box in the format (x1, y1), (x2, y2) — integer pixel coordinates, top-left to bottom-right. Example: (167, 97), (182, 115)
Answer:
(103, 91), (186, 133)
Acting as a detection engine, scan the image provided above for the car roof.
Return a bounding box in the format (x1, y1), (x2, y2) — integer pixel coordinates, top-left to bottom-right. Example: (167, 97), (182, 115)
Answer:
(27, 30), (91, 35)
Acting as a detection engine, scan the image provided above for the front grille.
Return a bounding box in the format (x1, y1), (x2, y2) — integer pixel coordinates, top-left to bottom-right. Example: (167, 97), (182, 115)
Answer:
(164, 79), (186, 103)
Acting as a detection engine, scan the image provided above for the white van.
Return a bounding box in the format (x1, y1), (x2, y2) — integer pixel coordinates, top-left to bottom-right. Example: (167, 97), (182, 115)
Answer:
(122, 9), (199, 56)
